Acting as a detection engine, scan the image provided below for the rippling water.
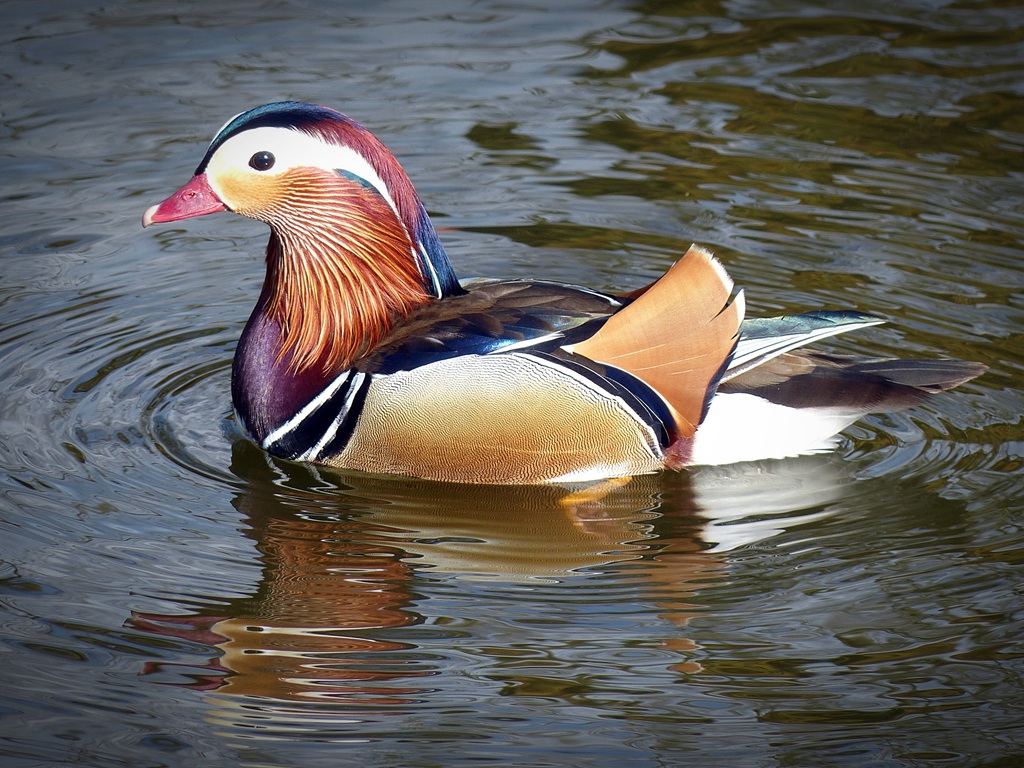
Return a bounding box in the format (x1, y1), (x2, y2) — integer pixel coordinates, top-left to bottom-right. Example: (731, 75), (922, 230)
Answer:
(2, 1), (1022, 766)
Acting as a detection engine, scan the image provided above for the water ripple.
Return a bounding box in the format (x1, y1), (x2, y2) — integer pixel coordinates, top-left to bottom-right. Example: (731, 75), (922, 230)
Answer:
(1, 2), (1021, 766)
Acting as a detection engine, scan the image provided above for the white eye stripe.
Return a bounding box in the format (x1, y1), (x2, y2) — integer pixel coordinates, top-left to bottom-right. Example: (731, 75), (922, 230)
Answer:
(205, 126), (400, 217)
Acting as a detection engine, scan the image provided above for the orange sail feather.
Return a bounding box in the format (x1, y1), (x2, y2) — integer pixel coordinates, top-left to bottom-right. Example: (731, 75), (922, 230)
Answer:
(570, 245), (744, 436)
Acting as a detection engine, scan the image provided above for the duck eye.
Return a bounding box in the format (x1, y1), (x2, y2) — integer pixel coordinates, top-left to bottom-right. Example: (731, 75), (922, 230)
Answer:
(249, 151), (275, 171)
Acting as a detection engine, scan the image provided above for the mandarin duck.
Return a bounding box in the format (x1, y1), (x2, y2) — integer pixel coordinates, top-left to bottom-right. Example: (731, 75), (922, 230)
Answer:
(143, 102), (985, 484)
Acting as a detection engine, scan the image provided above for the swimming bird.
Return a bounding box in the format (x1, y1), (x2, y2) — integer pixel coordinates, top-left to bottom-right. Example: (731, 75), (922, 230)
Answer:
(143, 101), (985, 484)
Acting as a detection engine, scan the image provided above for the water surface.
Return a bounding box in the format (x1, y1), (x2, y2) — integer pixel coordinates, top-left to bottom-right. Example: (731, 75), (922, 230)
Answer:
(2, 1), (1022, 766)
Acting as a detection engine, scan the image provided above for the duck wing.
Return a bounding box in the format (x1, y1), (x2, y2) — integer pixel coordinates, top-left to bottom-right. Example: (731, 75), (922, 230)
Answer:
(356, 278), (623, 374)
(721, 350), (987, 412)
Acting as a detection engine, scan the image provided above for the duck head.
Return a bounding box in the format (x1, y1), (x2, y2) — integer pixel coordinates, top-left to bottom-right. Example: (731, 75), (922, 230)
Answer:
(144, 101), (461, 377)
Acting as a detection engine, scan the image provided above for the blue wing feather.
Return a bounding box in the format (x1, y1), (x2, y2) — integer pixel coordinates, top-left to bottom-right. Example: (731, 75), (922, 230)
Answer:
(359, 279), (619, 374)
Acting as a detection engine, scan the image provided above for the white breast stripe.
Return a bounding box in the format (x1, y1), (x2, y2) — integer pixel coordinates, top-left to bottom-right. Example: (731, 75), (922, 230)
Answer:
(262, 370), (353, 449)
(299, 372), (368, 462)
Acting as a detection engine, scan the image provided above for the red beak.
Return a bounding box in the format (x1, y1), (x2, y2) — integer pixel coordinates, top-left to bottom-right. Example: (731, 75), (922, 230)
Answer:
(142, 173), (227, 227)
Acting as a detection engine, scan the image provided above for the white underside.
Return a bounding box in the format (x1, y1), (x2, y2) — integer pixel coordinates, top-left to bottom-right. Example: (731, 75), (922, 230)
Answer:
(690, 392), (863, 466)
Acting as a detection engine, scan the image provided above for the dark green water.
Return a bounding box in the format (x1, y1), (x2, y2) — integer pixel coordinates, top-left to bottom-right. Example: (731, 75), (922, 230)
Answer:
(2, 2), (1022, 766)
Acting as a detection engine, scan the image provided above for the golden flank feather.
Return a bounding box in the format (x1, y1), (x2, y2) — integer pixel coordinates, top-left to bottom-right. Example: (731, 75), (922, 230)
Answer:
(569, 245), (744, 436)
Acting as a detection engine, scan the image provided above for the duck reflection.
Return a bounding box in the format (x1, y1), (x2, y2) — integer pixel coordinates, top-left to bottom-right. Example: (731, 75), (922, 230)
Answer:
(130, 439), (852, 712)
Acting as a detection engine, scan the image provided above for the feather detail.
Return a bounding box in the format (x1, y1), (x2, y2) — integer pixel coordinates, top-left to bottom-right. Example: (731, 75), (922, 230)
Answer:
(260, 169), (433, 375)
(724, 311), (885, 381)
(720, 351), (987, 411)
(286, 106), (461, 298)
(146, 102), (990, 482)
(691, 354), (988, 466)
(568, 245), (744, 437)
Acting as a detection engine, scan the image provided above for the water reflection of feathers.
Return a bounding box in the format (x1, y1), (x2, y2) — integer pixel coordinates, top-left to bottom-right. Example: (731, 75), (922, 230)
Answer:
(129, 445), (851, 709)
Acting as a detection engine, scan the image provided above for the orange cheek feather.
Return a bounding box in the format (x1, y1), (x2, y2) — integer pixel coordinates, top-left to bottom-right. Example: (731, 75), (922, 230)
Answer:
(245, 169), (433, 375)
(215, 169), (282, 219)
